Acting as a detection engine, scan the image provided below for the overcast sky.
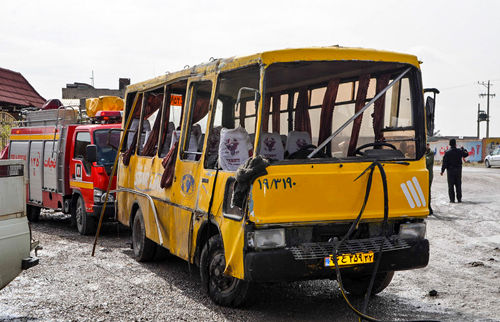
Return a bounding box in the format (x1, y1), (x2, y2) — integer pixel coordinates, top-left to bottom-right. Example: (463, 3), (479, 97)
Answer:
(1, 0), (499, 137)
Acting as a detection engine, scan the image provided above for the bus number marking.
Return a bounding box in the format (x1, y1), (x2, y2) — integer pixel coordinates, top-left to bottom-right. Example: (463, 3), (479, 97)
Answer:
(257, 177), (295, 190)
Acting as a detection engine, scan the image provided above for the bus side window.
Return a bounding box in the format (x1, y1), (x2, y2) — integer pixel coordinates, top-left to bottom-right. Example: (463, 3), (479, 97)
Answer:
(180, 81), (212, 161)
(139, 88), (163, 156)
(123, 92), (143, 152)
(158, 81), (187, 158)
(204, 99), (223, 169)
(204, 65), (259, 169)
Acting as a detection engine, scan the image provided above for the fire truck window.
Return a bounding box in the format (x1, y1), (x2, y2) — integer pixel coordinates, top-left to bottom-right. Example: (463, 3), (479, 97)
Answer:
(94, 130), (120, 166)
(180, 81), (212, 161)
(74, 131), (91, 174)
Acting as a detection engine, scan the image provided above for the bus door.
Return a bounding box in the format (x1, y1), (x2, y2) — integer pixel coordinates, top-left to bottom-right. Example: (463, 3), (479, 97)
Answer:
(171, 77), (216, 261)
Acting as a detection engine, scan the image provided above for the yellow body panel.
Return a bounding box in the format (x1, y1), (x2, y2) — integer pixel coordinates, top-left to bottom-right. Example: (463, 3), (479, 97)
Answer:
(250, 159), (428, 225)
(116, 46), (427, 282)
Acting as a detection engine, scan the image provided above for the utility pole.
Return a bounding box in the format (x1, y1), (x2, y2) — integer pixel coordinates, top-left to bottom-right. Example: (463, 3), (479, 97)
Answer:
(90, 70), (95, 87)
(478, 80), (495, 138)
(478, 103), (480, 138)
(477, 103), (489, 138)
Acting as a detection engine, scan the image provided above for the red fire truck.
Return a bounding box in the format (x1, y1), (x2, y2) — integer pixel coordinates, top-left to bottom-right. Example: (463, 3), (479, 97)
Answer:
(8, 106), (122, 235)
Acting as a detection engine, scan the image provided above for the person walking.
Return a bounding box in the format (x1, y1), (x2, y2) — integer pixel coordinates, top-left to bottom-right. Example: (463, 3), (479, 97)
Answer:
(440, 139), (468, 203)
(425, 143), (435, 214)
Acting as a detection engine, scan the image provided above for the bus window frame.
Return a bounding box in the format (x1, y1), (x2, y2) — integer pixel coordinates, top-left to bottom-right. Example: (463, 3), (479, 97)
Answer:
(121, 92), (142, 153)
(179, 77), (215, 164)
(256, 63), (425, 162)
(156, 85), (169, 158)
(156, 78), (189, 158)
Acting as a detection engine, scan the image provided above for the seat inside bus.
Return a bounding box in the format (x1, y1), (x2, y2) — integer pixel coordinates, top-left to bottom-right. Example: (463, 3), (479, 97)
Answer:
(218, 126), (253, 171)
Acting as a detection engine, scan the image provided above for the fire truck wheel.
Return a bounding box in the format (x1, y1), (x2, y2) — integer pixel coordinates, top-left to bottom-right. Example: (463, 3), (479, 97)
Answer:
(341, 271), (394, 296)
(199, 235), (251, 307)
(27, 205), (41, 222)
(132, 209), (156, 262)
(75, 196), (96, 235)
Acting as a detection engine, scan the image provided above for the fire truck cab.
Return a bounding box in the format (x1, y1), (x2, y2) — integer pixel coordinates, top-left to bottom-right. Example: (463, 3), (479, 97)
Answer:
(8, 101), (122, 235)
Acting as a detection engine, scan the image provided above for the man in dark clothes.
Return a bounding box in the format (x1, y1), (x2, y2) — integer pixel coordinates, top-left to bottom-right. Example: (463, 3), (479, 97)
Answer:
(440, 139), (468, 203)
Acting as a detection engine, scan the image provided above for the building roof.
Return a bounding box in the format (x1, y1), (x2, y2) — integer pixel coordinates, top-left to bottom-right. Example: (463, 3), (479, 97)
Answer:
(0, 67), (45, 107)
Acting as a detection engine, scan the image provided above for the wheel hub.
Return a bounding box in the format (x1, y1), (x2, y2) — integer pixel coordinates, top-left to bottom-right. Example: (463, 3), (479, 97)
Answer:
(209, 252), (237, 293)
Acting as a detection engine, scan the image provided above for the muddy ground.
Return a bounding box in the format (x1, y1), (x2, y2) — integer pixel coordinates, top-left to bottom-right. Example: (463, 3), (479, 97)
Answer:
(1, 166), (499, 321)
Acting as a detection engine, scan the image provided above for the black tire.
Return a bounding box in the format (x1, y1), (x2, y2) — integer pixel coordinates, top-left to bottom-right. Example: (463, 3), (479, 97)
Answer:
(485, 160), (491, 168)
(74, 195), (96, 235)
(199, 235), (251, 307)
(27, 205), (41, 222)
(341, 271), (394, 297)
(132, 209), (156, 262)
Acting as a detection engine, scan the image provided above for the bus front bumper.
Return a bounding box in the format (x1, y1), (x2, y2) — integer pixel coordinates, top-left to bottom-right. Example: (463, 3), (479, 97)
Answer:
(244, 237), (429, 282)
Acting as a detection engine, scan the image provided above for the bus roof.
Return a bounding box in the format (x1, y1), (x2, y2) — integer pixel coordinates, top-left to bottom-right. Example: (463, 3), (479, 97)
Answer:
(126, 46), (420, 92)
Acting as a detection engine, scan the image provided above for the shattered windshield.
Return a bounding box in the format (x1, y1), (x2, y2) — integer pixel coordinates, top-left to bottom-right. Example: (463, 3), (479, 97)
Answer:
(94, 130), (120, 165)
(259, 61), (424, 162)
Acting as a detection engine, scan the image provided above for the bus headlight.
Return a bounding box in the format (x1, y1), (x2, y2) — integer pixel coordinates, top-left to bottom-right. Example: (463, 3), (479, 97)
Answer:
(399, 222), (426, 240)
(248, 228), (286, 250)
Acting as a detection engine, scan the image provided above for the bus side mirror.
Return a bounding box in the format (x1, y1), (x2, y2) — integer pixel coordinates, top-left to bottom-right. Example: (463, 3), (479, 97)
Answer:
(86, 144), (97, 163)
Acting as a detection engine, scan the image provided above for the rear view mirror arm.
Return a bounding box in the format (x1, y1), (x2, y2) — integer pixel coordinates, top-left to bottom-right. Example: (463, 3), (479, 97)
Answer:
(235, 87), (260, 113)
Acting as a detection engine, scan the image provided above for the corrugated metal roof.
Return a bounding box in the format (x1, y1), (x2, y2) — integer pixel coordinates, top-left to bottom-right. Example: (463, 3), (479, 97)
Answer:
(0, 67), (45, 107)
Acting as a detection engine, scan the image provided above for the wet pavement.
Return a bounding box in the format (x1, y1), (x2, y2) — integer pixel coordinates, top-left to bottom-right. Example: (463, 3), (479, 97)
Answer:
(0, 166), (499, 321)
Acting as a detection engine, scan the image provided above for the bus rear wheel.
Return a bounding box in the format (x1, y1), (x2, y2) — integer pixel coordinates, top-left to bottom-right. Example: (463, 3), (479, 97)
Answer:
(200, 235), (251, 307)
(132, 209), (156, 262)
(341, 271), (394, 296)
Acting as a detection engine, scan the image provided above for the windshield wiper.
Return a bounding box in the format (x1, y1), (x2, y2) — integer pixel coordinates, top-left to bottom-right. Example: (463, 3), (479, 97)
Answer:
(307, 67), (412, 159)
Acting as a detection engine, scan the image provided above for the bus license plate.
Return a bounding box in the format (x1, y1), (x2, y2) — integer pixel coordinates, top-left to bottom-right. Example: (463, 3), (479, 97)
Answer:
(324, 251), (374, 267)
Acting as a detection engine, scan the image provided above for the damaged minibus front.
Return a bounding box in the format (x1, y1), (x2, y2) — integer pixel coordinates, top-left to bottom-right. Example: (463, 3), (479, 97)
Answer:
(116, 47), (429, 308)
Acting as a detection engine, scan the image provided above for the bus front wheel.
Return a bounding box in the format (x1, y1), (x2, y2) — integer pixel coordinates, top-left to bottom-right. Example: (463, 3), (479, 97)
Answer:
(200, 235), (251, 307)
(132, 209), (156, 262)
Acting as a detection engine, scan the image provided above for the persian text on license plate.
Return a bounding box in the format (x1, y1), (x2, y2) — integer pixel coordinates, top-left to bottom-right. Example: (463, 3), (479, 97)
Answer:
(324, 251), (374, 267)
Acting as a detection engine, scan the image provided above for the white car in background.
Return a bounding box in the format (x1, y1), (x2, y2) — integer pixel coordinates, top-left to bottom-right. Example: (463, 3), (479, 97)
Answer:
(485, 146), (500, 168)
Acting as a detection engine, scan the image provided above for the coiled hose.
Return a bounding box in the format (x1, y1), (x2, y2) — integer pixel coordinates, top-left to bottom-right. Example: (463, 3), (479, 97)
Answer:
(333, 161), (437, 322)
